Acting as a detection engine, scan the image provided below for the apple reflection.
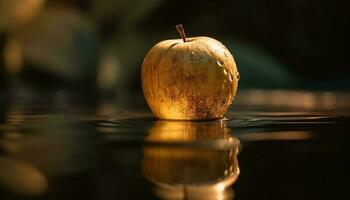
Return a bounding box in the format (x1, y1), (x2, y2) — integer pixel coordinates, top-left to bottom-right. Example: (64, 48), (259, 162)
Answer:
(142, 120), (241, 200)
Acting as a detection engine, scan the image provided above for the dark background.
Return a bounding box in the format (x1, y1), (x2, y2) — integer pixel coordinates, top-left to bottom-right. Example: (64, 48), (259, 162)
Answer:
(1, 0), (349, 97)
(0, 1), (349, 199)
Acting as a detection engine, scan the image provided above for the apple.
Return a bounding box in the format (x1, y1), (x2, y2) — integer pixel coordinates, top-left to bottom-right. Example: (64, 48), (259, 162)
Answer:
(141, 24), (239, 120)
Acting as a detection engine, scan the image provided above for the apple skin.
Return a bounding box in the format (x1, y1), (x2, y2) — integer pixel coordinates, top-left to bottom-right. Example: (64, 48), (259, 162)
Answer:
(141, 36), (239, 120)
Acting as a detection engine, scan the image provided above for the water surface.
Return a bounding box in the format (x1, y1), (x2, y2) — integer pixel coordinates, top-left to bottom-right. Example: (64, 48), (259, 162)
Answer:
(0, 90), (348, 199)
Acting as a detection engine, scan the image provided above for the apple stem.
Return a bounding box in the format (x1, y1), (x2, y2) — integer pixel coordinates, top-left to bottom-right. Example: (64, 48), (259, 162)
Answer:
(176, 24), (187, 43)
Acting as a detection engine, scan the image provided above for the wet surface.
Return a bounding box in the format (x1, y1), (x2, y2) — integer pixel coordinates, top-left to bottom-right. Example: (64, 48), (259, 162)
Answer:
(0, 90), (349, 199)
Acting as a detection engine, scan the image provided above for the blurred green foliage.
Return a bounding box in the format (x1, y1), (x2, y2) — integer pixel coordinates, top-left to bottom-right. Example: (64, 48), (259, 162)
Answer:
(0, 0), (349, 95)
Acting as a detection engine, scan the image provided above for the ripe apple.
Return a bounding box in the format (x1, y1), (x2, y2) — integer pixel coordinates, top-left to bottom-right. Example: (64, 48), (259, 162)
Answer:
(141, 24), (239, 120)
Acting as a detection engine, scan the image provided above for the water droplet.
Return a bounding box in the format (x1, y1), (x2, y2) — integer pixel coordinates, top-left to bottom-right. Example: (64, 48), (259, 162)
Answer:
(224, 170), (228, 175)
(191, 51), (195, 55)
(223, 69), (228, 75)
(228, 73), (233, 82)
(236, 72), (240, 80)
(217, 60), (224, 67)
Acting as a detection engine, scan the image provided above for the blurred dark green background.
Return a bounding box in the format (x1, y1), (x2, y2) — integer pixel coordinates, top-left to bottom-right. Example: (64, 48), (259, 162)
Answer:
(1, 2), (349, 199)
(1, 0), (349, 98)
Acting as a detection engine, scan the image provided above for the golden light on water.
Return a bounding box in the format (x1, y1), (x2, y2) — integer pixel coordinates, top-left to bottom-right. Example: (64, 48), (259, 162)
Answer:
(142, 120), (240, 200)
(0, 157), (48, 196)
(145, 120), (232, 143)
(151, 174), (237, 200)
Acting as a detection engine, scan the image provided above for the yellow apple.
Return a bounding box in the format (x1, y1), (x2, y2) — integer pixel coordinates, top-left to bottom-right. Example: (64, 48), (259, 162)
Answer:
(141, 24), (239, 120)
